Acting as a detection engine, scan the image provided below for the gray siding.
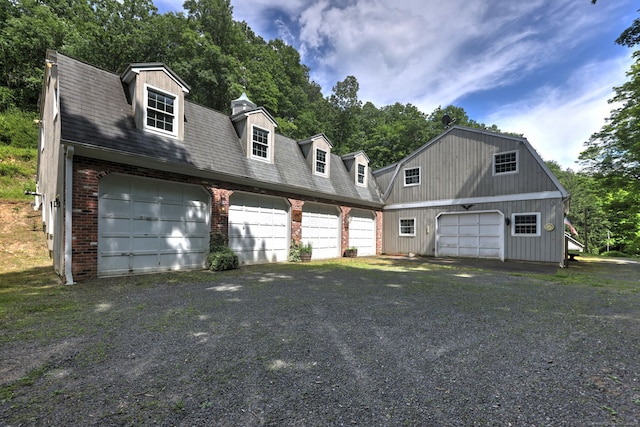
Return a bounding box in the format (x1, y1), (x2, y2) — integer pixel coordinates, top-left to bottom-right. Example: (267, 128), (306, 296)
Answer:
(383, 128), (560, 206)
(381, 198), (565, 263)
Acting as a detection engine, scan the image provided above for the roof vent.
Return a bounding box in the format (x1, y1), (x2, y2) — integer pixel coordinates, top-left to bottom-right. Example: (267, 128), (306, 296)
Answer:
(231, 92), (256, 115)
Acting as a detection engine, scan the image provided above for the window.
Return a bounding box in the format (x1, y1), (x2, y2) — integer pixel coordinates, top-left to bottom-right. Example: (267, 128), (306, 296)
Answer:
(146, 88), (176, 134)
(252, 126), (270, 160)
(512, 213), (540, 236)
(494, 151), (518, 175)
(404, 167), (420, 186)
(315, 148), (327, 175)
(357, 163), (366, 185)
(399, 218), (416, 236)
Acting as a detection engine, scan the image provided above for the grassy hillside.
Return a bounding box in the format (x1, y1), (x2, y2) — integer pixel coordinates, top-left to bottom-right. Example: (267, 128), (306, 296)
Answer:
(0, 146), (37, 200)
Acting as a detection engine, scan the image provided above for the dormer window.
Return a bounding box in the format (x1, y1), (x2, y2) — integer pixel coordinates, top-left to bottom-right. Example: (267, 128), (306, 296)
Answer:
(252, 126), (270, 161)
(315, 148), (327, 176)
(145, 85), (177, 136)
(357, 163), (366, 186)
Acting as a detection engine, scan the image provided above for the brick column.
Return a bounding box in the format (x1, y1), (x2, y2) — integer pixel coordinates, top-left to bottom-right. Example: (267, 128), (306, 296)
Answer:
(288, 198), (305, 243)
(340, 206), (352, 254)
(375, 210), (383, 255)
(212, 188), (233, 243)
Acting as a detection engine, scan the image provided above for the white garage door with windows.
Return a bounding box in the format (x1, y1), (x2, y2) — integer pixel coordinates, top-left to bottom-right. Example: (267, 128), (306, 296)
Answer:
(98, 174), (211, 276)
(228, 192), (289, 264)
(302, 203), (340, 260)
(348, 209), (376, 256)
(436, 211), (504, 260)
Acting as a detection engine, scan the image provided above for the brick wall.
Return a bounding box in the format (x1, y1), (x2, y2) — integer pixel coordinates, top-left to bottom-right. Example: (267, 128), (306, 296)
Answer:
(70, 156), (382, 280)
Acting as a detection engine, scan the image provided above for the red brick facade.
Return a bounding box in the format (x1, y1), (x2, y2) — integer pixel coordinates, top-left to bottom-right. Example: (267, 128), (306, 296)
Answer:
(70, 156), (383, 280)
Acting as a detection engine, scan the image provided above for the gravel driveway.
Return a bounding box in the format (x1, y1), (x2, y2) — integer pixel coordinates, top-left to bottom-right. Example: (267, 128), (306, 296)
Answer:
(2, 257), (639, 426)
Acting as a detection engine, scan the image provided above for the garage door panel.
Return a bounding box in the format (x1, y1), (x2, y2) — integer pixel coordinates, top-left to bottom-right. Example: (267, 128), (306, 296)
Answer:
(99, 175), (210, 276)
(229, 193), (289, 264)
(436, 211), (504, 260)
(302, 204), (340, 260)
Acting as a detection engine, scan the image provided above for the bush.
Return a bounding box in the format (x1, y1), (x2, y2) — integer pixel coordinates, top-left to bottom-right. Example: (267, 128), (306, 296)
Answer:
(208, 247), (239, 271)
(207, 232), (239, 271)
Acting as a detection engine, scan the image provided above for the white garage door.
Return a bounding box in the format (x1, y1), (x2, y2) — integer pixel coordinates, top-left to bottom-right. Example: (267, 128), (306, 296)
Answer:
(348, 209), (376, 256)
(98, 175), (210, 276)
(436, 211), (504, 260)
(302, 203), (340, 260)
(229, 193), (289, 264)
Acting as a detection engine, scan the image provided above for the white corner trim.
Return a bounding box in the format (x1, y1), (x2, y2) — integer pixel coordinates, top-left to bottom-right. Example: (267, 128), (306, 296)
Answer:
(64, 146), (75, 285)
(384, 191), (564, 211)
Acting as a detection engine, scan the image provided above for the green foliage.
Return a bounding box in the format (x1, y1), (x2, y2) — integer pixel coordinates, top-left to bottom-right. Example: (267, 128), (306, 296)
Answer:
(0, 109), (38, 148)
(288, 240), (311, 262)
(207, 232), (238, 271)
(0, 146), (37, 199)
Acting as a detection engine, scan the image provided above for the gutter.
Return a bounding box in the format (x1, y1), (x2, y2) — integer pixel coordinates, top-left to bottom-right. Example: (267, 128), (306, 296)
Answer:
(64, 146), (75, 285)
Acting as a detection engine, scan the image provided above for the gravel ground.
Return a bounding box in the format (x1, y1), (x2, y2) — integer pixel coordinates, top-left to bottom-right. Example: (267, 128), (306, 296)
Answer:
(2, 257), (640, 426)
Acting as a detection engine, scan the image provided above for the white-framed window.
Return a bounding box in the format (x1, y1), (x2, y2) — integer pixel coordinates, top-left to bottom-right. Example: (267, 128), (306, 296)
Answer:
(493, 151), (518, 175)
(511, 213), (540, 236)
(145, 85), (177, 137)
(252, 125), (270, 161)
(399, 218), (416, 236)
(404, 167), (420, 186)
(357, 163), (366, 186)
(315, 148), (327, 176)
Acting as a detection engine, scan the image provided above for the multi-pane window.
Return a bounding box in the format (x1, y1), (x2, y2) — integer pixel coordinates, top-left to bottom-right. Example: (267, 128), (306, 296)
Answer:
(494, 151), (518, 174)
(399, 218), (416, 236)
(512, 213), (540, 236)
(147, 89), (175, 133)
(316, 149), (327, 174)
(357, 163), (366, 185)
(252, 127), (269, 159)
(404, 167), (420, 186)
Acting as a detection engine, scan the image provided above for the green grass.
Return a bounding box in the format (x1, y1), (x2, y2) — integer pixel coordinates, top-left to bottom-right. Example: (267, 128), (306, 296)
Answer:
(0, 146), (37, 199)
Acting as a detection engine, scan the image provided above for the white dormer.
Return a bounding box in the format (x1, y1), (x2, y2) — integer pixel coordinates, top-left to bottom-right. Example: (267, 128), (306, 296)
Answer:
(341, 151), (370, 187)
(121, 63), (190, 140)
(230, 93), (278, 163)
(297, 134), (333, 177)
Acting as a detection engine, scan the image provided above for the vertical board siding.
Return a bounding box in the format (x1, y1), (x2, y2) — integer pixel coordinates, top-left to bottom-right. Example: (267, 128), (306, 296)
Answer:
(384, 129), (559, 205)
(382, 198), (564, 263)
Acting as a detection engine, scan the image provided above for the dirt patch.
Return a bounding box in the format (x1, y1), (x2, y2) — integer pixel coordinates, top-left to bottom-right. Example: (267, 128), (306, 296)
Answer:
(0, 200), (51, 274)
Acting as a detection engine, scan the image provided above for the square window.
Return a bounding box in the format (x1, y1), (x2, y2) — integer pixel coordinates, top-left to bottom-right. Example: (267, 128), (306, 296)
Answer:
(316, 148), (327, 175)
(357, 163), (366, 185)
(399, 218), (416, 236)
(512, 213), (540, 236)
(404, 167), (420, 186)
(494, 151), (518, 175)
(146, 88), (175, 133)
(252, 127), (270, 159)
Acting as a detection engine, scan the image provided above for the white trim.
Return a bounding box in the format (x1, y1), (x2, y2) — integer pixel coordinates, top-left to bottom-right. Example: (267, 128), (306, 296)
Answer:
(511, 212), (541, 237)
(250, 124), (272, 163)
(493, 150), (519, 176)
(384, 191), (563, 211)
(399, 217), (416, 236)
(143, 83), (179, 138)
(403, 166), (421, 187)
(64, 146), (75, 285)
(356, 163), (367, 187)
(314, 147), (328, 177)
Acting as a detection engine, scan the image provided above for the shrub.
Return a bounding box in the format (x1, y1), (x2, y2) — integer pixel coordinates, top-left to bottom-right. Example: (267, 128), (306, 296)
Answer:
(207, 232), (239, 271)
(288, 240), (302, 262)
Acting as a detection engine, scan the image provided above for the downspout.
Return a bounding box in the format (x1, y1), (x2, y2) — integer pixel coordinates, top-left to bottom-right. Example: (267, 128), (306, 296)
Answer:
(64, 146), (75, 285)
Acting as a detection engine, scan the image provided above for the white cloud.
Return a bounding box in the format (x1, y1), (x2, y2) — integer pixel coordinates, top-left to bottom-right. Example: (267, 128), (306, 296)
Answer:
(484, 54), (633, 170)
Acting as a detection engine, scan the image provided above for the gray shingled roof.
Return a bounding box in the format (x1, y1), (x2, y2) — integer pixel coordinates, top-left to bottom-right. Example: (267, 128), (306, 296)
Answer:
(55, 53), (383, 207)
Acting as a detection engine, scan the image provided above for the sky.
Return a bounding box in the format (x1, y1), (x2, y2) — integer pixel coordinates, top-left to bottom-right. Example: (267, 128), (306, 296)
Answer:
(155, 0), (638, 169)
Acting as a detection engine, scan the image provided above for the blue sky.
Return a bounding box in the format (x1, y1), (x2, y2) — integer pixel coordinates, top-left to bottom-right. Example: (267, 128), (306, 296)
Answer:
(155, 0), (638, 169)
